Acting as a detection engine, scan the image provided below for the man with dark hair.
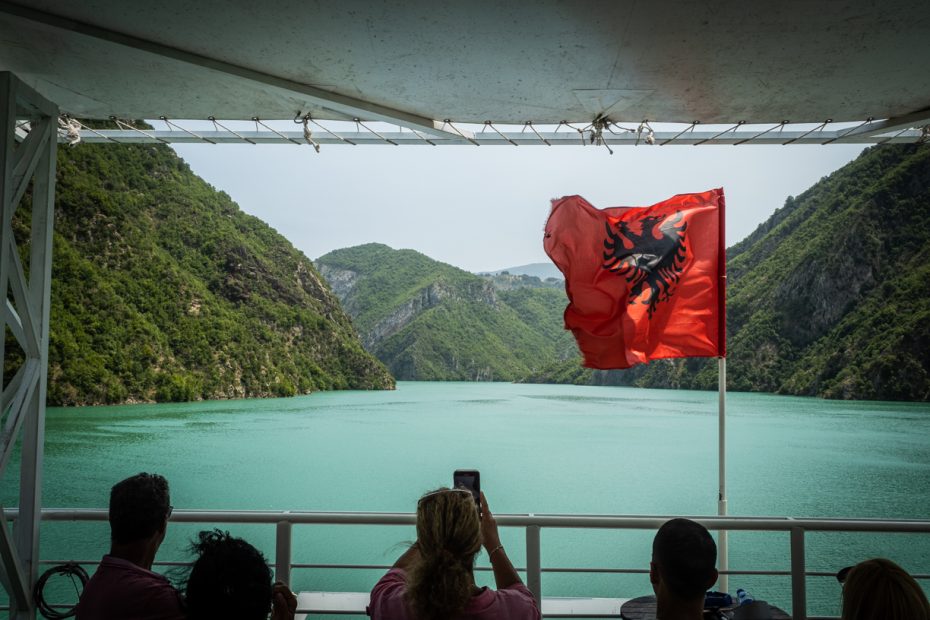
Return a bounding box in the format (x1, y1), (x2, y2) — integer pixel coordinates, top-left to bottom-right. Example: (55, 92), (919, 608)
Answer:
(76, 473), (184, 619)
(650, 518), (718, 620)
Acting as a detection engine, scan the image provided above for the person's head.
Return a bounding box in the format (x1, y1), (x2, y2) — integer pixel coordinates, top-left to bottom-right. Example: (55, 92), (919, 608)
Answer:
(650, 518), (718, 603)
(109, 472), (171, 545)
(185, 529), (274, 620)
(405, 487), (482, 620)
(840, 558), (930, 620)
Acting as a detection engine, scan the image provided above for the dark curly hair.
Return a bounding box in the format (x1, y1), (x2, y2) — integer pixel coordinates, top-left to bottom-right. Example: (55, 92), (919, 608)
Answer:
(184, 529), (273, 620)
(109, 473), (170, 545)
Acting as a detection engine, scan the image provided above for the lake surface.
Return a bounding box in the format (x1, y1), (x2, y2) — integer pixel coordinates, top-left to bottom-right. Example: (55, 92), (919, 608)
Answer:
(3, 381), (930, 617)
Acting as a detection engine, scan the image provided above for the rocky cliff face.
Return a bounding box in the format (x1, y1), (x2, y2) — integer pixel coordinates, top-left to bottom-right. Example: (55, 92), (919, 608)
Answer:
(317, 262), (500, 349)
(315, 264), (359, 304)
(362, 280), (498, 349)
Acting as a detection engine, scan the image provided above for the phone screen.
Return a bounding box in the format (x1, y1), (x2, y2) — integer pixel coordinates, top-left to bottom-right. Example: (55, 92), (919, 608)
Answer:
(453, 469), (480, 512)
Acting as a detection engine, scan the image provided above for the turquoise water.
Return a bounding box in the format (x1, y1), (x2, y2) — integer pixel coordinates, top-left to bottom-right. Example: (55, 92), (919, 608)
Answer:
(3, 382), (930, 617)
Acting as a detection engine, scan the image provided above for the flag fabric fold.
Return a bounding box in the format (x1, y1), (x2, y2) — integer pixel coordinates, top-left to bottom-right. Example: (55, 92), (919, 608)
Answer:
(544, 190), (726, 369)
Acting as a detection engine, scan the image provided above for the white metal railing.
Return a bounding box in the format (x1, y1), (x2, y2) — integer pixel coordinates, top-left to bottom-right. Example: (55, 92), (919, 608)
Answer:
(4, 509), (930, 619)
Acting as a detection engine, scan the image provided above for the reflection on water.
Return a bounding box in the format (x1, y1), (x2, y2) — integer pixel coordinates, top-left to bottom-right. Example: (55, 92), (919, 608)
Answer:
(2, 382), (929, 616)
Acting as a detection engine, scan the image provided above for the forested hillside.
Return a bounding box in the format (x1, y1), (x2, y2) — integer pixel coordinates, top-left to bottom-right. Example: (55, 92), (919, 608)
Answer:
(315, 244), (575, 380)
(15, 142), (393, 406)
(526, 144), (930, 401)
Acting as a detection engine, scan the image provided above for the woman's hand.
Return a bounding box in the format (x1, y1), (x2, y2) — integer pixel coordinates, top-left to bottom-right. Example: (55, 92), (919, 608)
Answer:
(480, 492), (501, 552)
(271, 581), (297, 620)
(479, 492), (523, 589)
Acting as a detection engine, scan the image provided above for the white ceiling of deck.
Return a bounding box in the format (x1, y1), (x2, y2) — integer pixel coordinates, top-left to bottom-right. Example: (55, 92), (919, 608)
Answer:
(1, 0), (929, 126)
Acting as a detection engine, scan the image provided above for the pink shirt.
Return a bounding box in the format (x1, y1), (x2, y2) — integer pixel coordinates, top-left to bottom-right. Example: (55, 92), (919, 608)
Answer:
(368, 568), (540, 620)
(76, 555), (185, 620)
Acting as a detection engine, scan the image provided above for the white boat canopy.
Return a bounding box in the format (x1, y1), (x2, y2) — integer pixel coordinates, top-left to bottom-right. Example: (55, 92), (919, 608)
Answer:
(1, 0), (929, 145)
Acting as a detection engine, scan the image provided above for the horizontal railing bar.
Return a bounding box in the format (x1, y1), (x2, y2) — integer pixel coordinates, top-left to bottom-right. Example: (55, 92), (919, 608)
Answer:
(47, 558), (930, 580)
(8, 508), (930, 533)
(291, 563), (403, 570)
(46, 558), (929, 581)
(60, 128), (926, 146)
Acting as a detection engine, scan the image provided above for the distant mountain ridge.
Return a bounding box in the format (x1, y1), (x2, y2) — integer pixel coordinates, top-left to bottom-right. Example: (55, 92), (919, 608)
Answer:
(22, 142), (393, 406)
(479, 262), (563, 280)
(315, 244), (574, 381)
(525, 144), (930, 401)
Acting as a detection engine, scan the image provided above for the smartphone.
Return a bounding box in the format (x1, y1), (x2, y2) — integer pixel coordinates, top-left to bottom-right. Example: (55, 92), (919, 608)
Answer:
(453, 469), (481, 514)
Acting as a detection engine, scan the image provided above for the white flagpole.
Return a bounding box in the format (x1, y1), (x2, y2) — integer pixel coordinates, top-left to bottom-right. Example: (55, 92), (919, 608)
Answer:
(718, 355), (728, 594)
(716, 188), (728, 594)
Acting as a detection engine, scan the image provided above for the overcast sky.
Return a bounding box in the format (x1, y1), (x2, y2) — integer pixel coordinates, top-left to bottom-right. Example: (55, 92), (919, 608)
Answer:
(171, 143), (864, 273)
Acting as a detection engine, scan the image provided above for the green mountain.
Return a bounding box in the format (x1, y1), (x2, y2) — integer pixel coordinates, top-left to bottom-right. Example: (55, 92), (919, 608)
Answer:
(315, 244), (574, 380)
(525, 144), (930, 401)
(14, 142), (393, 406)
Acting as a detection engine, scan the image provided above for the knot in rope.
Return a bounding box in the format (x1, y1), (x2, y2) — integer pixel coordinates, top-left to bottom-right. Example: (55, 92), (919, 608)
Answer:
(637, 121), (655, 145)
(588, 116), (614, 154)
(58, 116), (82, 146)
(302, 118), (321, 153)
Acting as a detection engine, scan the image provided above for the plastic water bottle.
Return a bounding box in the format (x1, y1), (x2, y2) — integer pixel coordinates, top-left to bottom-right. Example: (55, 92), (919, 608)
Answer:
(736, 588), (755, 606)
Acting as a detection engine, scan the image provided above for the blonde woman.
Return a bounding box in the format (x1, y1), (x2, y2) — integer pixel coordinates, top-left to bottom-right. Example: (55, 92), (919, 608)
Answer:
(368, 488), (540, 620)
(839, 558), (930, 620)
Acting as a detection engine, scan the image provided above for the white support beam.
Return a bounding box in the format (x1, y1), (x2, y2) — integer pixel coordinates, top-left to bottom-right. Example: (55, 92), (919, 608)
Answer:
(831, 109), (930, 143)
(65, 126), (927, 146)
(0, 505), (29, 611)
(7, 236), (41, 358)
(3, 298), (26, 356)
(15, 72), (57, 620)
(11, 119), (51, 209)
(0, 71), (58, 620)
(0, 73), (15, 408)
(0, 1), (469, 142)
(0, 362), (26, 413)
(0, 360), (38, 489)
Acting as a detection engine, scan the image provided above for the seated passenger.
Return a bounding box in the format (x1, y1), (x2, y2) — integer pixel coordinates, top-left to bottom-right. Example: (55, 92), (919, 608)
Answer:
(76, 472), (184, 620)
(184, 529), (298, 620)
(650, 518), (718, 620)
(839, 558), (930, 620)
(368, 488), (540, 620)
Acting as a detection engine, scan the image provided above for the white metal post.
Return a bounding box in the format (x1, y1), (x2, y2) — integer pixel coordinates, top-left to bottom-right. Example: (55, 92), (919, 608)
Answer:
(790, 527), (807, 620)
(717, 357), (728, 594)
(275, 520), (292, 586)
(526, 525), (541, 604)
(0, 71), (58, 620)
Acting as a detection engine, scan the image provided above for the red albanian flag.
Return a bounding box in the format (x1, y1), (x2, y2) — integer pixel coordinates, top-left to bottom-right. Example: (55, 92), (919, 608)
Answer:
(544, 190), (726, 369)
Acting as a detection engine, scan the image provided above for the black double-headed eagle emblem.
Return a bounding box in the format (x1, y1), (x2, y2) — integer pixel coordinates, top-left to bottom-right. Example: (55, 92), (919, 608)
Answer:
(602, 212), (688, 318)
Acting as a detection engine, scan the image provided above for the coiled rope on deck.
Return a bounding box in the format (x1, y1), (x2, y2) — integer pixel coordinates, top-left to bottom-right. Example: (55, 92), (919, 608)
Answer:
(33, 562), (88, 619)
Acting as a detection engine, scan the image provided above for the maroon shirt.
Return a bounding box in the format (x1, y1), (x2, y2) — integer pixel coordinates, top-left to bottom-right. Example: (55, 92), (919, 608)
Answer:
(76, 555), (185, 620)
